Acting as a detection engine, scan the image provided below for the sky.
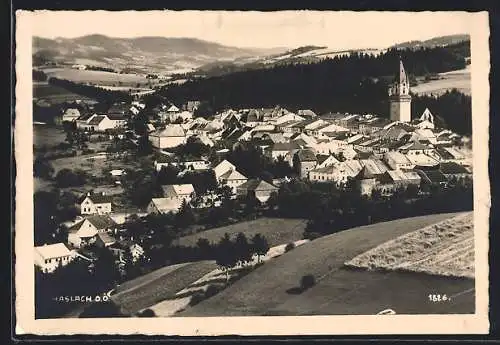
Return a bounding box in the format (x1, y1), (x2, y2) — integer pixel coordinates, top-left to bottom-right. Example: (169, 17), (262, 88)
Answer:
(29, 10), (474, 50)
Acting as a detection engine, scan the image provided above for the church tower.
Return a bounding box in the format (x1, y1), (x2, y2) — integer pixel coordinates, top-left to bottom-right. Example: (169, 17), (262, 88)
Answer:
(388, 59), (412, 122)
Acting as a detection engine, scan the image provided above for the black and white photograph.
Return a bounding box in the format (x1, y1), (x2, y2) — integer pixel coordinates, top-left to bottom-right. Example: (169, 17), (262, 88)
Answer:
(15, 10), (490, 336)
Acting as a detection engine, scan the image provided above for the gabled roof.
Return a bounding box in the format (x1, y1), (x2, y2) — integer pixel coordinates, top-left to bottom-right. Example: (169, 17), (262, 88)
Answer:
(162, 184), (195, 197)
(385, 151), (412, 165)
(86, 215), (117, 229)
(88, 115), (106, 125)
(107, 114), (127, 121)
(360, 159), (389, 175)
(386, 169), (421, 182)
(238, 179), (278, 192)
(219, 169), (247, 181)
(153, 124), (186, 137)
(150, 198), (182, 213)
(97, 232), (116, 245)
(80, 193), (113, 204)
(417, 169), (448, 183)
(35, 243), (72, 260)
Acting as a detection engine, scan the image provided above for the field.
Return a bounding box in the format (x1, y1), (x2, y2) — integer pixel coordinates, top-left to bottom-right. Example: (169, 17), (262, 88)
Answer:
(110, 260), (218, 315)
(177, 218), (309, 248)
(33, 82), (96, 103)
(42, 68), (164, 87)
(177, 212), (473, 316)
(34, 124), (67, 149)
(345, 212), (474, 278)
(413, 66), (471, 96)
(49, 152), (137, 177)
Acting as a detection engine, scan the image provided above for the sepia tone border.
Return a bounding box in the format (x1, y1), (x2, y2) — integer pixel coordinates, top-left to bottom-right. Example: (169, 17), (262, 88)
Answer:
(14, 10), (491, 336)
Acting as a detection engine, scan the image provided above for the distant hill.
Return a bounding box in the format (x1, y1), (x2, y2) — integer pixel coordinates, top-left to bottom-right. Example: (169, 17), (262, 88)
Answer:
(32, 35), (284, 75)
(391, 34), (470, 50)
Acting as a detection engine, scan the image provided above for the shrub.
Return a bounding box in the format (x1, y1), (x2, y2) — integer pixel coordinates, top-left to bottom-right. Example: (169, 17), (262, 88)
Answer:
(137, 308), (156, 317)
(205, 284), (223, 298)
(285, 242), (296, 252)
(300, 274), (316, 290)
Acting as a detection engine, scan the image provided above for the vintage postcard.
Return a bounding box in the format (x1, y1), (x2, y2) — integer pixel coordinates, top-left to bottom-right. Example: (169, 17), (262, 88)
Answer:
(15, 10), (490, 336)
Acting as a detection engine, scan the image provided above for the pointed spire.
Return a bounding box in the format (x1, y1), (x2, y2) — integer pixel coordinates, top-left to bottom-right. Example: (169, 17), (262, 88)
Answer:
(398, 59), (408, 84)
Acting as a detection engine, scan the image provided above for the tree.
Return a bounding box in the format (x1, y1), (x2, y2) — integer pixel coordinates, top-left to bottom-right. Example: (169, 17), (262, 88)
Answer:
(55, 169), (87, 188)
(34, 157), (54, 179)
(234, 232), (253, 266)
(157, 164), (181, 185)
(175, 199), (196, 229)
(251, 234), (270, 264)
(196, 238), (213, 260)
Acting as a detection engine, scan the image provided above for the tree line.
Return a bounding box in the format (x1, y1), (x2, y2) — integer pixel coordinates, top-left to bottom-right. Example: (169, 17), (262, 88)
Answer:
(48, 77), (133, 103)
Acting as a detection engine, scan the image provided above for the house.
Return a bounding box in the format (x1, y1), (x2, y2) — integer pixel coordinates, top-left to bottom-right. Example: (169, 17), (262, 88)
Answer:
(415, 169), (448, 188)
(109, 240), (145, 263)
(56, 108), (81, 125)
(236, 179), (279, 203)
(415, 108), (435, 130)
(384, 151), (414, 170)
(161, 184), (195, 202)
(67, 219), (99, 248)
(154, 154), (178, 172)
(309, 160), (363, 184)
(67, 215), (118, 249)
(181, 159), (210, 171)
(266, 142), (301, 163)
(34, 243), (76, 273)
(341, 146), (358, 160)
(316, 154), (340, 168)
(147, 198), (183, 215)
(149, 124), (187, 149)
(78, 192), (113, 215)
(76, 114), (127, 132)
(295, 149), (318, 179)
(184, 100), (201, 112)
(218, 169), (248, 194)
(273, 113), (305, 125)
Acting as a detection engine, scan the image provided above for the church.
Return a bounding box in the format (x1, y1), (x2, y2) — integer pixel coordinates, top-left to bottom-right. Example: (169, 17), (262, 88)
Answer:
(388, 59), (412, 122)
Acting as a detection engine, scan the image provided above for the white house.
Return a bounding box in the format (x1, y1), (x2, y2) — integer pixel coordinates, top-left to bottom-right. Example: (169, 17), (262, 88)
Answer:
(34, 243), (76, 273)
(218, 169), (248, 194)
(147, 198), (183, 215)
(149, 124), (187, 149)
(78, 192), (113, 215)
(62, 108), (81, 123)
(161, 184), (195, 202)
(76, 114), (127, 132)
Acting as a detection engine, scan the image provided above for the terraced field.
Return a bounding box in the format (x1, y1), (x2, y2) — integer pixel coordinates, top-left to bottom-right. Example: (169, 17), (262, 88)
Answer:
(345, 212), (474, 278)
(111, 260), (217, 315)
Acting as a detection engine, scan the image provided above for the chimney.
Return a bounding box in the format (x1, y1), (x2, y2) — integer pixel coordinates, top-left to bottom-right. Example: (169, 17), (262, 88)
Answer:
(87, 192), (91, 196)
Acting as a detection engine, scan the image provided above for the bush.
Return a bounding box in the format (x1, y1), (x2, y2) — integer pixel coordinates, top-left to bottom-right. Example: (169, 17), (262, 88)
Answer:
(204, 284), (223, 298)
(300, 274), (316, 290)
(285, 242), (296, 252)
(137, 308), (156, 317)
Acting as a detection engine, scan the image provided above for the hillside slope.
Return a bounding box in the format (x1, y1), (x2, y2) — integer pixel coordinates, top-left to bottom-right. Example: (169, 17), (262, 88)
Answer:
(177, 212), (473, 316)
(33, 35), (278, 74)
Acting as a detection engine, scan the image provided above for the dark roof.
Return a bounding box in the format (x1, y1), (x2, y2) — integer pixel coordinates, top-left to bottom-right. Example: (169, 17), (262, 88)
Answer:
(418, 169), (448, 183)
(439, 162), (470, 175)
(355, 150), (374, 160)
(87, 215), (117, 229)
(88, 115), (106, 125)
(272, 142), (300, 151)
(79, 192), (113, 204)
(435, 146), (455, 160)
(107, 114), (127, 121)
(97, 232), (116, 244)
(316, 154), (330, 165)
(238, 179), (277, 192)
(297, 149), (317, 162)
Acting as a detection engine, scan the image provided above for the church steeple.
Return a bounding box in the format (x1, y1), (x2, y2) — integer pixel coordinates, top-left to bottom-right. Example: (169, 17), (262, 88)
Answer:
(388, 58), (412, 122)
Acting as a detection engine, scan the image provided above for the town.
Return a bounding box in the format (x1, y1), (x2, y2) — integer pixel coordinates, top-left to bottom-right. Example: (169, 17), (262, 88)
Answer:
(33, 59), (473, 318)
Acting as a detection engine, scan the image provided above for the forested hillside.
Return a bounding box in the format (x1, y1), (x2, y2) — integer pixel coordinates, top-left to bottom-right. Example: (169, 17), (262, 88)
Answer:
(155, 41), (471, 134)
